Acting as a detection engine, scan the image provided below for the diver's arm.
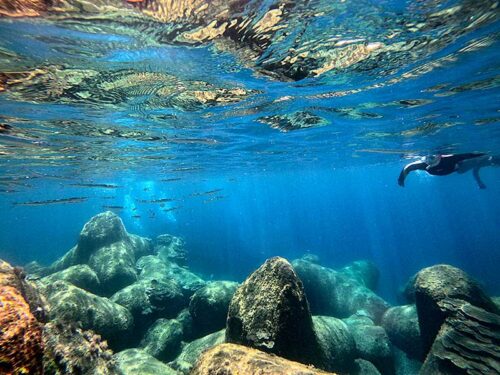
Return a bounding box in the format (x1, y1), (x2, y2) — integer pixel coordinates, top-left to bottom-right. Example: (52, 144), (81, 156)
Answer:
(398, 161), (427, 187)
(473, 167), (486, 189)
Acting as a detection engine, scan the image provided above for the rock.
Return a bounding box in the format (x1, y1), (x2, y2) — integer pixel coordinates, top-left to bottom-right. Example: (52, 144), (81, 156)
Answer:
(398, 274), (417, 304)
(419, 298), (500, 375)
(137, 255), (205, 298)
(413, 264), (499, 353)
(312, 315), (356, 373)
(344, 313), (394, 374)
(494, 296), (500, 310)
(382, 305), (422, 360)
(88, 240), (137, 296)
(129, 234), (153, 259)
(40, 280), (133, 350)
(114, 348), (179, 375)
(155, 234), (187, 266)
(292, 259), (390, 322)
(111, 277), (185, 332)
(191, 343), (336, 375)
(189, 281), (238, 338)
(44, 212), (150, 293)
(353, 359), (382, 375)
(176, 308), (195, 341)
(40, 264), (101, 294)
(42, 321), (117, 374)
(226, 257), (322, 367)
(140, 318), (184, 362)
(0, 260), (43, 375)
(393, 347), (421, 375)
(170, 329), (225, 374)
(339, 260), (380, 291)
(78, 211), (128, 256)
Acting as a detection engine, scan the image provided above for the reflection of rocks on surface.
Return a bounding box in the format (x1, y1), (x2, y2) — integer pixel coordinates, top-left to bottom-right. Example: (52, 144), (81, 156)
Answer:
(258, 111), (329, 132)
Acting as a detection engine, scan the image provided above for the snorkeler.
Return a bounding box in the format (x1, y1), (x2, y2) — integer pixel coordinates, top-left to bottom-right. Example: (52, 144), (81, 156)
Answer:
(398, 153), (498, 188)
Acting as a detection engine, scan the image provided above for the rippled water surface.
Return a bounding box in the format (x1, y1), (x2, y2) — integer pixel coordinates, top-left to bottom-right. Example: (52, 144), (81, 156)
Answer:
(0, 0), (499, 297)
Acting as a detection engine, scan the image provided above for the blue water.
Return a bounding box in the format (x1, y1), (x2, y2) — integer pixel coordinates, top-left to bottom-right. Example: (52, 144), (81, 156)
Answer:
(0, 0), (499, 303)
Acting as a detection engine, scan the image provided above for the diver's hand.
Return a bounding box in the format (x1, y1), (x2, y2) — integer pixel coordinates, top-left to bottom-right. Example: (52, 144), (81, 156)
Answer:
(398, 176), (405, 187)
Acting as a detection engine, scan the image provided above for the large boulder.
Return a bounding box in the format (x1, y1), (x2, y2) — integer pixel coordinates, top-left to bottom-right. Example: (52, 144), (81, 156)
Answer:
(413, 264), (499, 353)
(170, 329), (225, 374)
(114, 349), (179, 375)
(312, 315), (356, 373)
(339, 260), (380, 291)
(41, 212), (151, 296)
(0, 260), (44, 375)
(155, 234), (187, 266)
(419, 298), (500, 375)
(42, 321), (117, 374)
(382, 305), (422, 360)
(191, 343), (336, 375)
(111, 277), (185, 332)
(136, 255), (205, 298)
(40, 280), (133, 350)
(88, 240), (138, 296)
(226, 257), (323, 368)
(344, 312), (394, 375)
(140, 318), (184, 362)
(40, 264), (101, 294)
(292, 259), (390, 322)
(353, 359), (382, 375)
(189, 281), (238, 338)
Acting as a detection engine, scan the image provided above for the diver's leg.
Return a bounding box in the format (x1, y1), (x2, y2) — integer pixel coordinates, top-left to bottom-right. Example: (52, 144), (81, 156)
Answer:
(473, 167), (486, 189)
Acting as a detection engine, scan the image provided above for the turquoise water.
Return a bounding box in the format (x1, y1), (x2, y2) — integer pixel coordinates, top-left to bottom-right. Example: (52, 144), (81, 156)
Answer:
(1, 0), (499, 300)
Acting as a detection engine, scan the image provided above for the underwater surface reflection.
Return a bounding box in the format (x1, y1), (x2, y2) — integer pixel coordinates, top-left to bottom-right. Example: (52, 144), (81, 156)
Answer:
(0, 0), (499, 374)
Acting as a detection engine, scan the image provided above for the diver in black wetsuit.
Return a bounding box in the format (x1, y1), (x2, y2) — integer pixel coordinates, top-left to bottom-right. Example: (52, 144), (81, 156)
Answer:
(398, 153), (497, 188)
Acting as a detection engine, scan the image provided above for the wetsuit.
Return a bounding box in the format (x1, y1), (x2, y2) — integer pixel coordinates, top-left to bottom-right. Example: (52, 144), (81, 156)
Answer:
(398, 153), (486, 187)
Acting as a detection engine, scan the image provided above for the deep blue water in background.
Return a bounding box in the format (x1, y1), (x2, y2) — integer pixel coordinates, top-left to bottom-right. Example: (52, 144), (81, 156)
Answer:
(1, 164), (499, 302)
(0, 0), (499, 303)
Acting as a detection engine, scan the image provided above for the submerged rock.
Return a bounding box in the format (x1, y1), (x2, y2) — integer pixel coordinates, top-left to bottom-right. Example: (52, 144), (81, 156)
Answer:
(88, 240), (138, 296)
(114, 348), (179, 375)
(0, 260), (44, 375)
(189, 280), (238, 338)
(312, 315), (356, 373)
(43, 212), (151, 288)
(170, 329), (225, 374)
(40, 264), (101, 294)
(226, 257), (322, 367)
(42, 321), (117, 375)
(353, 359), (382, 375)
(40, 280), (133, 350)
(340, 260), (380, 291)
(111, 277), (185, 331)
(393, 347), (421, 375)
(155, 234), (187, 266)
(344, 312), (394, 375)
(140, 318), (184, 362)
(420, 298), (500, 374)
(191, 343), (336, 375)
(292, 259), (390, 322)
(413, 264), (499, 353)
(136, 255), (205, 298)
(382, 305), (422, 360)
